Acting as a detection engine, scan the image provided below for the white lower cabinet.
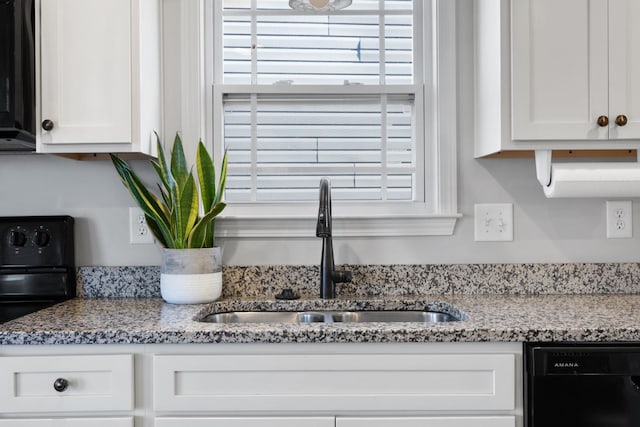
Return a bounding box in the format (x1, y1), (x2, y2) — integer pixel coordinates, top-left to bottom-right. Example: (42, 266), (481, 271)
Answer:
(152, 343), (520, 427)
(155, 417), (335, 427)
(0, 354), (134, 413)
(0, 343), (521, 426)
(154, 417), (516, 427)
(336, 417), (515, 427)
(0, 418), (133, 426)
(153, 353), (515, 413)
(0, 353), (135, 426)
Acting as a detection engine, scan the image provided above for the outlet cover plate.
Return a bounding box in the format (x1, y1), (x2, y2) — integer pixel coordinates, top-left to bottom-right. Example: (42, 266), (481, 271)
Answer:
(474, 203), (513, 242)
(606, 200), (633, 239)
(129, 207), (154, 244)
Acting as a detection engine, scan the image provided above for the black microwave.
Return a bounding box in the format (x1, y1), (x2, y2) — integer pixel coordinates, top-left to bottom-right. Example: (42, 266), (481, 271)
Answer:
(0, 0), (35, 152)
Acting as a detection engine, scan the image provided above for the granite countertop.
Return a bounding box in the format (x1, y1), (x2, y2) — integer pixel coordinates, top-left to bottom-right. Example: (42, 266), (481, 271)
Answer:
(2, 293), (640, 345)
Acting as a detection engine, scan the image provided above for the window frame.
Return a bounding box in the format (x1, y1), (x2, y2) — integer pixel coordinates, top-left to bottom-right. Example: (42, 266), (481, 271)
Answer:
(169, 0), (459, 237)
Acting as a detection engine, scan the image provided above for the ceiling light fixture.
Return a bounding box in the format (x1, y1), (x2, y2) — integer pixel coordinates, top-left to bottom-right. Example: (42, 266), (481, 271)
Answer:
(289, 0), (352, 11)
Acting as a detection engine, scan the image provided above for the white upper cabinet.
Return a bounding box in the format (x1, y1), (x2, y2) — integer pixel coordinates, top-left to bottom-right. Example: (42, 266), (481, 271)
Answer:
(36, 0), (161, 155)
(608, 0), (640, 139)
(475, 0), (640, 156)
(511, 0), (608, 141)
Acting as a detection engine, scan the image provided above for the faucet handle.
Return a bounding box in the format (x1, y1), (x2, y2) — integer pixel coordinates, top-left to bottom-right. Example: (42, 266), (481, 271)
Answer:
(316, 212), (328, 236)
(332, 270), (352, 283)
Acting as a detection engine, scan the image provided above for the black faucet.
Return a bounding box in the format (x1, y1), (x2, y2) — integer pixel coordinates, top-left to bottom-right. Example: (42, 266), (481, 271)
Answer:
(316, 178), (352, 299)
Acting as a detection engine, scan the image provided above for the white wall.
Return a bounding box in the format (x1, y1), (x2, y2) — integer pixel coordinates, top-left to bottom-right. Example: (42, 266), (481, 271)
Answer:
(2, 0), (638, 267)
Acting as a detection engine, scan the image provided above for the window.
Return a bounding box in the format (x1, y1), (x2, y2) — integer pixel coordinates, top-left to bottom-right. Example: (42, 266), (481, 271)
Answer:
(222, 94), (418, 203)
(207, 0), (458, 236)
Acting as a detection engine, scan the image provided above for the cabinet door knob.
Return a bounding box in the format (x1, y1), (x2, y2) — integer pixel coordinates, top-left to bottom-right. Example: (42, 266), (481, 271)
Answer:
(616, 114), (628, 126)
(597, 115), (609, 127)
(41, 119), (55, 131)
(53, 378), (69, 392)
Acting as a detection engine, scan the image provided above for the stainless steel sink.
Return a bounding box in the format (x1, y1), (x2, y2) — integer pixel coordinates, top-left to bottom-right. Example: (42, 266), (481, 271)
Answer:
(201, 310), (461, 324)
(332, 310), (457, 323)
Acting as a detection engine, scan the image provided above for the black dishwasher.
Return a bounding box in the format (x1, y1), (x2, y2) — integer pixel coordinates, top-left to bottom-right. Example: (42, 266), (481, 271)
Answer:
(525, 343), (640, 427)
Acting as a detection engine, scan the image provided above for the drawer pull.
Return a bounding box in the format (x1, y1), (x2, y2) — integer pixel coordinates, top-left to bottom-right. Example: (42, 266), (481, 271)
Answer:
(53, 377), (69, 392)
(41, 119), (55, 131)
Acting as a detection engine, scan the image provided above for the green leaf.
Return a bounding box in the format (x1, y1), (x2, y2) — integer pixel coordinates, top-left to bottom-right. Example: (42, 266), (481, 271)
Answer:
(150, 161), (167, 193)
(143, 213), (166, 247)
(171, 173), (199, 248)
(188, 202), (226, 248)
(213, 150), (228, 206)
(196, 141), (215, 212)
(170, 133), (189, 188)
(150, 133), (169, 192)
(156, 183), (170, 207)
(153, 136), (178, 212)
(110, 154), (175, 247)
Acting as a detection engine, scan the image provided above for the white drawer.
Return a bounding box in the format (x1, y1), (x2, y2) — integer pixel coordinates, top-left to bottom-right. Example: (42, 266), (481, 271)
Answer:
(154, 353), (515, 413)
(0, 417), (133, 427)
(156, 417), (335, 427)
(336, 416), (516, 427)
(0, 354), (134, 413)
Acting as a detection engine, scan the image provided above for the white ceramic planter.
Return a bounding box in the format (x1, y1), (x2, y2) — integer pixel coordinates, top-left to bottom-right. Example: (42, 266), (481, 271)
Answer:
(160, 247), (222, 304)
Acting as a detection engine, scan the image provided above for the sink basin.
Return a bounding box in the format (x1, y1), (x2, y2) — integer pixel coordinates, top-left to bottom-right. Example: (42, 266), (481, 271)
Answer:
(332, 310), (457, 323)
(200, 310), (461, 324)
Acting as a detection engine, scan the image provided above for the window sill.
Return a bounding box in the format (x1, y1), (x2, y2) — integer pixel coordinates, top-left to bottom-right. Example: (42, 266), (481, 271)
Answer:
(216, 214), (461, 238)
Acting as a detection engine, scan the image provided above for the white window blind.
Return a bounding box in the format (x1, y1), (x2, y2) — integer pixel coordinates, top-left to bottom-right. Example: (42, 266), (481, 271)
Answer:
(216, 0), (420, 204)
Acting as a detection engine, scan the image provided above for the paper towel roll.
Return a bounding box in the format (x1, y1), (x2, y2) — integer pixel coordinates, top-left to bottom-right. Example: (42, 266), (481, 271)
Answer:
(544, 163), (640, 198)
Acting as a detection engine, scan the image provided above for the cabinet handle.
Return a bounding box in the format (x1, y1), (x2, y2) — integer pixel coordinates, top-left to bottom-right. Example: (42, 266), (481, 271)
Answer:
(41, 119), (54, 131)
(53, 378), (69, 392)
(616, 114), (628, 126)
(597, 115), (609, 127)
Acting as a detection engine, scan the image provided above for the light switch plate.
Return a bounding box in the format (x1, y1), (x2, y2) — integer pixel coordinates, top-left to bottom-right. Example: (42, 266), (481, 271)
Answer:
(474, 203), (513, 242)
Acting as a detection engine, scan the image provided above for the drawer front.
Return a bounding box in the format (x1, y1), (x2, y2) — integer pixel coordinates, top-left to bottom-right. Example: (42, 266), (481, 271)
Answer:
(336, 416), (516, 427)
(0, 418), (133, 427)
(156, 417), (335, 427)
(0, 354), (134, 413)
(154, 353), (515, 413)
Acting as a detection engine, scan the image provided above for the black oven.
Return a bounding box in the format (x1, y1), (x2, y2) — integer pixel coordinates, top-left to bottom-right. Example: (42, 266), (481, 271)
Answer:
(525, 343), (640, 427)
(0, 0), (36, 152)
(0, 216), (75, 324)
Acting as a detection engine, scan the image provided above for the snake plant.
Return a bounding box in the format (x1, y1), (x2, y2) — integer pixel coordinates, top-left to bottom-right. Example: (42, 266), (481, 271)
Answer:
(110, 133), (227, 249)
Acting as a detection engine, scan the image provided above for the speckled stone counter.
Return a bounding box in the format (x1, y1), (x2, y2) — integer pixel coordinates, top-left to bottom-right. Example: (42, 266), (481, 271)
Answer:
(2, 293), (640, 345)
(77, 263), (640, 298)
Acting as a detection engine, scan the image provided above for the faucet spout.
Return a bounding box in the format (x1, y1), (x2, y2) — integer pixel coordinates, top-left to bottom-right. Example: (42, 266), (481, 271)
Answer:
(316, 178), (351, 298)
(316, 178), (331, 237)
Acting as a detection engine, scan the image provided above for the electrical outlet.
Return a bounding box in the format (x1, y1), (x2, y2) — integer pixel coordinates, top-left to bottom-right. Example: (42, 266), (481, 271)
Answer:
(474, 203), (513, 242)
(129, 207), (154, 244)
(606, 201), (632, 238)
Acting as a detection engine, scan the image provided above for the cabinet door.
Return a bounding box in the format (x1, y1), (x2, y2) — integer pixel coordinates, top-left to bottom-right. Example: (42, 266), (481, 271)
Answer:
(511, 0), (609, 140)
(0, 418), (133, 427)
(39, 0), (131, 145)
(155, 418), (335, 427)
(154, 353), (515, 413)
(0, 354), (134, 413)
(336, 417), (515, 427)
(608, 0), (640, 139)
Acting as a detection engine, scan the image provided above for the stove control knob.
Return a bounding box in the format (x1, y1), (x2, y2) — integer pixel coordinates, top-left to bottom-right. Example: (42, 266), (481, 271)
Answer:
(9, 230), (27, 247)
(33, 230), (51, 247)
